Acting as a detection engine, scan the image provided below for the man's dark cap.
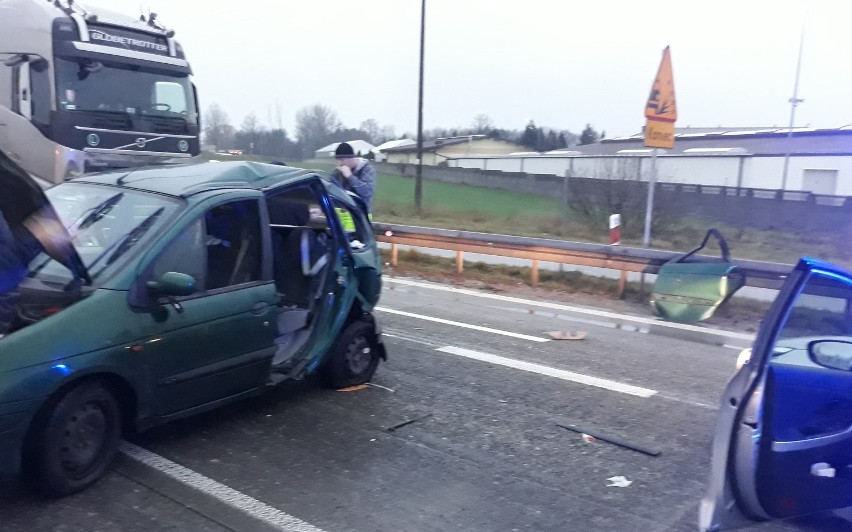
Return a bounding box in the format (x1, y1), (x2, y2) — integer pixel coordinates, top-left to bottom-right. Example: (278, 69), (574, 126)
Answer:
(334, 142), (356, 158)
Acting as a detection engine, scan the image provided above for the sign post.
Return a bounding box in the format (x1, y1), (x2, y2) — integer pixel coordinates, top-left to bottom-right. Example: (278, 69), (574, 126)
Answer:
(642, 46), (677, 249)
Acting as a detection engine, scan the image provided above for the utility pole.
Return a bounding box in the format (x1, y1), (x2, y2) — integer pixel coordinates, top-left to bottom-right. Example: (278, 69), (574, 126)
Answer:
(780, 23), (805, 191)
(415, 0), (426, 212)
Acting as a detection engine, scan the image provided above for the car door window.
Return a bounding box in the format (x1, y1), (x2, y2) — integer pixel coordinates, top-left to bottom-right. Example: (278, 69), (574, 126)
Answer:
(769, 274), (852, 442)
(151, 217), (207, 289)
(146, 199), (263, 295)
(266, 186), (333, 304)
(204, 200), (263, 290)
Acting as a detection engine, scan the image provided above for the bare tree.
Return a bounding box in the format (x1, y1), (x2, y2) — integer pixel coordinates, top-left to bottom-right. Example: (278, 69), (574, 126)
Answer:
(267, 100), (285, 132)
(380, 124), (396, 142)
(203, 103), (235, 150)
(359, 119), (381, 144)
(241, 113), (263, 135)
(471, 113), (494, 133)
(239, 113), (265, 154)
(295, 104), (342, 153)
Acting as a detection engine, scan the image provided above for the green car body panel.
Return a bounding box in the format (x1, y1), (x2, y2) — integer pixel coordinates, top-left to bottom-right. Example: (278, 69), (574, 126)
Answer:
(650, 228), (746, 323)
(0, 161), (384, 481)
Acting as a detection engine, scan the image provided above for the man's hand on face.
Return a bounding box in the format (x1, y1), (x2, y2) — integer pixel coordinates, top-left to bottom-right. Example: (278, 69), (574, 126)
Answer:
(337, 163), (353, 178)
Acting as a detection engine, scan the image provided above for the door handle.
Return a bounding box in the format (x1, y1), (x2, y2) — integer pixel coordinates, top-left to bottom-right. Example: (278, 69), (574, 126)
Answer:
(251, 302), (269, 315)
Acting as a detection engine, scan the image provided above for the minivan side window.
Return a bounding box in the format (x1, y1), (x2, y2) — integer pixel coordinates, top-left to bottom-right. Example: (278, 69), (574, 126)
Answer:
(148, 200), (263, 294)
(151, 217), (207, 289)
(203, 200), (263, 290)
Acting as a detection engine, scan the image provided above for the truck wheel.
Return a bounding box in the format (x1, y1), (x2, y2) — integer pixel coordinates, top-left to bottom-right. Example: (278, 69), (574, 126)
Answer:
(321, 321), (380, 389)
(29, 381), (122, 496)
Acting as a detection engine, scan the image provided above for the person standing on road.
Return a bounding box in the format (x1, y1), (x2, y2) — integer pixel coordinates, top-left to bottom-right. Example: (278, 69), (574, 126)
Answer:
(331, 142), (376, 215)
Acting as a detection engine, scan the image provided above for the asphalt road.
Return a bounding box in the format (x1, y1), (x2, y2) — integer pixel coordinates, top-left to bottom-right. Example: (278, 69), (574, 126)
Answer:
(0, 276), (847, 531)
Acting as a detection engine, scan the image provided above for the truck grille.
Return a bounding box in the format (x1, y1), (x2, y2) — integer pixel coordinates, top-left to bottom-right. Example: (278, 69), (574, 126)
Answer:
(150, 117), (189, 134)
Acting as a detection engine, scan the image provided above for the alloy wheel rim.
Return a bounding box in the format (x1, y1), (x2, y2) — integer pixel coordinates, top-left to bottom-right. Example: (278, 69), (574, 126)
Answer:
(60, 402), (107, 473)
(345, 335), (372, 375)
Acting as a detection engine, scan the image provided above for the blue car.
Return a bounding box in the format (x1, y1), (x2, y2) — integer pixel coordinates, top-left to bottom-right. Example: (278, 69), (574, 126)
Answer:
(702, 258), (852, 530)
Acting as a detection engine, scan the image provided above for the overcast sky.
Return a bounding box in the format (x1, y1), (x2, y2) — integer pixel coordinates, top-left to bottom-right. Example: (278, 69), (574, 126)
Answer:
(87, 0), (851, 138)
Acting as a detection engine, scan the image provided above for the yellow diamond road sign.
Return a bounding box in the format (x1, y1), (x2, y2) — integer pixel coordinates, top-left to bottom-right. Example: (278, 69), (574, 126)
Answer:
(644, 46), (676, 149)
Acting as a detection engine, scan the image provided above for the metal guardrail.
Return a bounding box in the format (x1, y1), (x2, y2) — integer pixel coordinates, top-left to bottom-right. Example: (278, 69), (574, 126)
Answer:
(373, 222), (792, 296)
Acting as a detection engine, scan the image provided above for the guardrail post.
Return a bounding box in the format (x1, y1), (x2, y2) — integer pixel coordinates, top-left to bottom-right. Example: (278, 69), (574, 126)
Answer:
(618, 271), (627, 298)
(531, 259), (540, 287)
(391, 243), (399, 267)
(456, 251), (464, 274)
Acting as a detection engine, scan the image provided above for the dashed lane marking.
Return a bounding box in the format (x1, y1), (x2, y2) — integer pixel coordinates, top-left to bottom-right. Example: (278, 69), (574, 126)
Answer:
(376, 306), (550, 343)
(435, 345), (658, 398)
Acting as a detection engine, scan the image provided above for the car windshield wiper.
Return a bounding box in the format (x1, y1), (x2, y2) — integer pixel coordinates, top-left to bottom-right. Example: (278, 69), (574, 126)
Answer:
(87, 207), (165, 278)
(71, 192), (124, 233)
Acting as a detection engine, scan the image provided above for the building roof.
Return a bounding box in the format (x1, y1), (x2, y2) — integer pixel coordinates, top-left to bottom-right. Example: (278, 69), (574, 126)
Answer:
(383, 135), (511, 153)
(573, 127), (852, 156)
(76, 161), (315, 198)
(374, 139), (416, 151)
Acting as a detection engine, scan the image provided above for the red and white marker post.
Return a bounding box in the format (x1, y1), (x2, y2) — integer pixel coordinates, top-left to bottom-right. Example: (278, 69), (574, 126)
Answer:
(609, 214), (621, 246)
(609, 214), (627, 298)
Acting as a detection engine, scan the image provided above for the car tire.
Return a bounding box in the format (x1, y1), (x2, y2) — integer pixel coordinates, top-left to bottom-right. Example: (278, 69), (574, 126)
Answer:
(28, 381), (122, 496)
(320, 321), (380, 389)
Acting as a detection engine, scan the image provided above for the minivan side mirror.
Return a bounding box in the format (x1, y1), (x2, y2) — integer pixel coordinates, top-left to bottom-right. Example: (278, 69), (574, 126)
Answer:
(147, 272), (197, 298)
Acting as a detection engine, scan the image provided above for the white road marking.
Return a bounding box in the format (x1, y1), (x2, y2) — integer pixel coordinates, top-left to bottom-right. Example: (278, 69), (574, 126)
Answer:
(376, 306), (550, 343)
(386, 277), (756, 342)
(385, 332), (717, 409)
(435, 346), (657, 398)
(119, 442), (325, 532)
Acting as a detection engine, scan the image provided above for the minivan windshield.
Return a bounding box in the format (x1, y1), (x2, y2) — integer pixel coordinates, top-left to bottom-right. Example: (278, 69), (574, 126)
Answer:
(26, 183), (179, 284)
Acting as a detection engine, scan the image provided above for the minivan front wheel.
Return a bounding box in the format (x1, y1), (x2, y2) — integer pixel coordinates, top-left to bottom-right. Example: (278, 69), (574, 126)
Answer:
(29, 381), (122, 496)
(320, 321), (380, 389)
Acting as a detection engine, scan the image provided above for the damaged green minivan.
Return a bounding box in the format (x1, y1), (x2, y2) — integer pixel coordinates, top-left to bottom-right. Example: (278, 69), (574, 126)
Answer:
(0, 159), (385, 495)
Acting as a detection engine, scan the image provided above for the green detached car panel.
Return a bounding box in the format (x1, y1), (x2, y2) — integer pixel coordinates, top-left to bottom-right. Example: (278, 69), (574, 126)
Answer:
(0, 160), (385, 495)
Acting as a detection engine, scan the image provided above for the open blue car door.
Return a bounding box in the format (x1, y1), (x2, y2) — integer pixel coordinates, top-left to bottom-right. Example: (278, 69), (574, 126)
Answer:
(701, 258), (852, 530)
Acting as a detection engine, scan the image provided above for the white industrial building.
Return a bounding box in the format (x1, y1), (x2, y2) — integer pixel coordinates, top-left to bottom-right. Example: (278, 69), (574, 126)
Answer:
(445, 127), (852, 195)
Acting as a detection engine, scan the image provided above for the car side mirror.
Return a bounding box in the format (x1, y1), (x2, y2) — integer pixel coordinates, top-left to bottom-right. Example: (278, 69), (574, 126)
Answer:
(808, 340), (852, 371)
(147, 272), (197, 298)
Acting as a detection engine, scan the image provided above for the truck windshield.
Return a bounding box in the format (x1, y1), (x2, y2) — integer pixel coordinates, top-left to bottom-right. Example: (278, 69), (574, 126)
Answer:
(54, 58), (197, 121)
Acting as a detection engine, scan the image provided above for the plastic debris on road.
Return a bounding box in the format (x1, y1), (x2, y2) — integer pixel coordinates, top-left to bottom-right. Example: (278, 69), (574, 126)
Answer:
(607, 476), (633, 488)
(581, 433), (596, 443)
(548, 331), (588, 340)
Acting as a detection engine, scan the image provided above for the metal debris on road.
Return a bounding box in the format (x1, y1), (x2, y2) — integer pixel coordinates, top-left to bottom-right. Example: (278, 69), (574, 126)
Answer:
(386, 413), (434, 432)
(367, 383), (396, 393)
(557, 423), (661, 457)
(547, 331), (588, 340)
(607, 476), (633, 488)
